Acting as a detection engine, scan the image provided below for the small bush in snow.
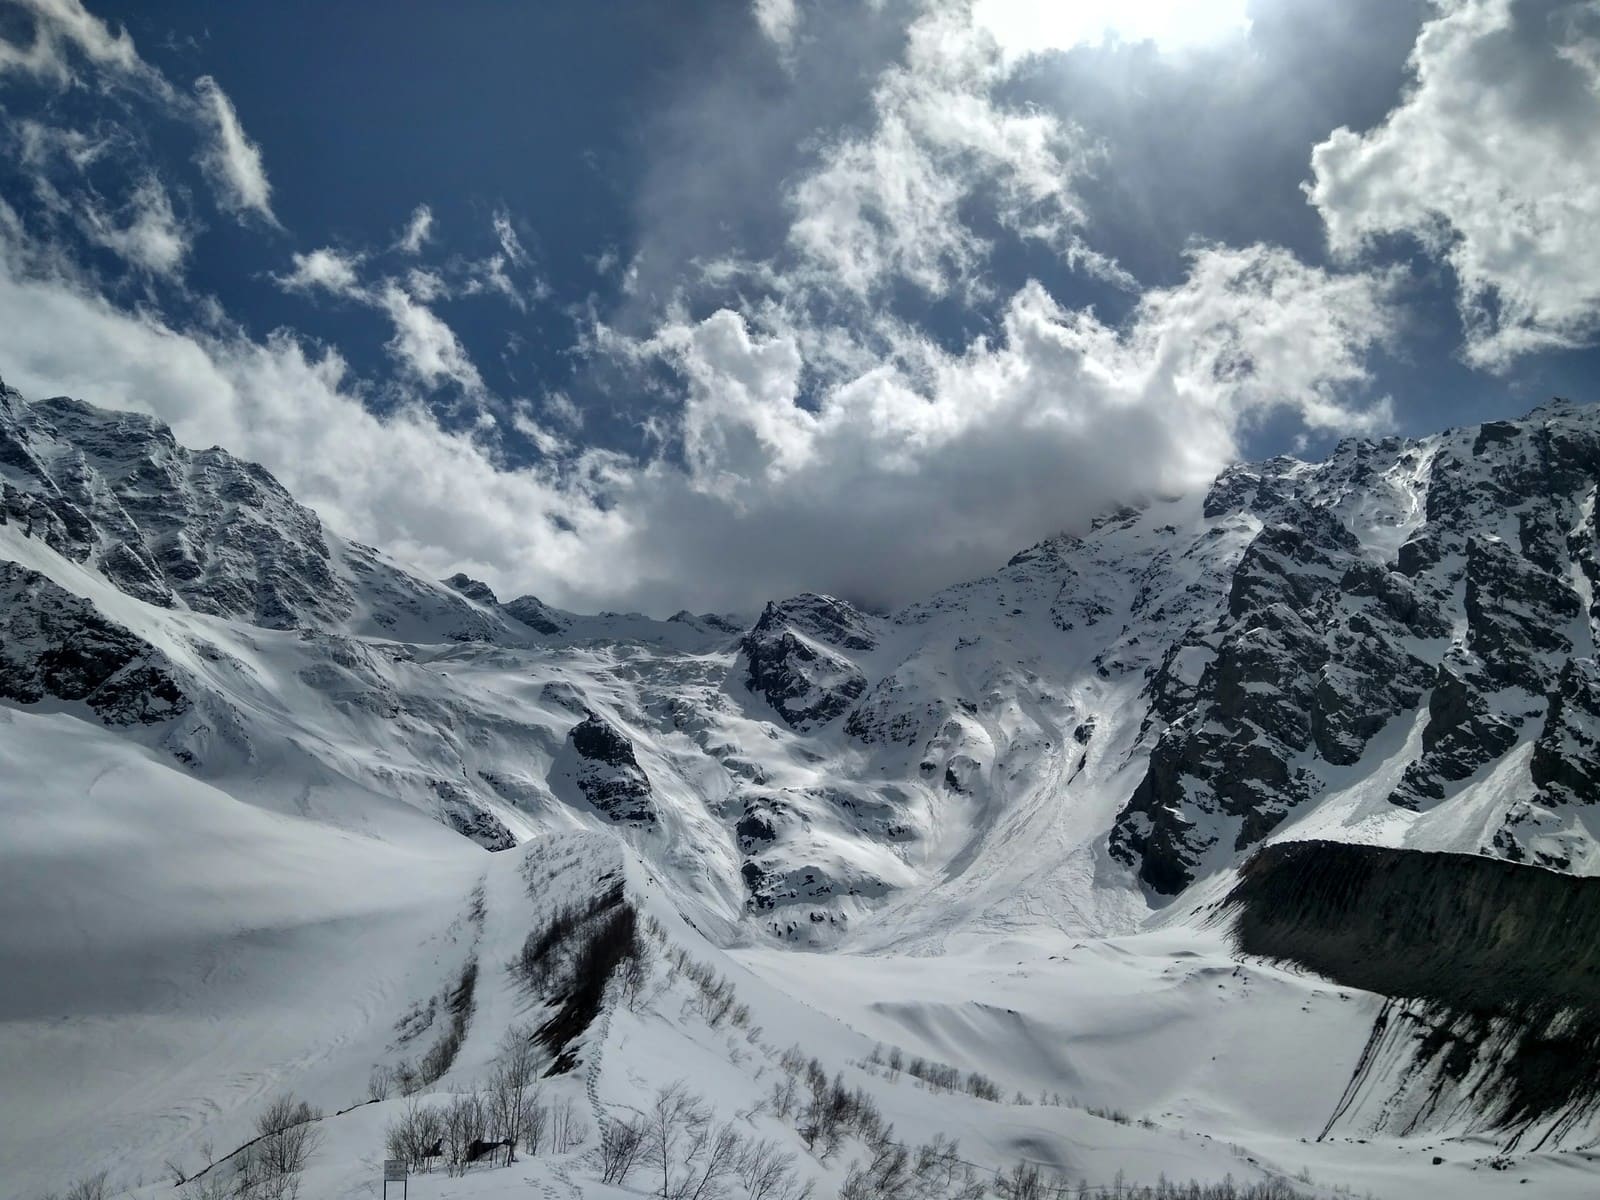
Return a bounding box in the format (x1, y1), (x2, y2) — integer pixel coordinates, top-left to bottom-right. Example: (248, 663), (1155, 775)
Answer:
(991, 1170), (1311, 1199)
(177, 1173), (232, 1200)
(43, 1174), (109, 1200)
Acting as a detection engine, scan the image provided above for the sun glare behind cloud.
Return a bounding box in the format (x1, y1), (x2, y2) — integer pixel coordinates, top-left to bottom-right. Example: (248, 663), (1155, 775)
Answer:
(972, 0), (1252, 59)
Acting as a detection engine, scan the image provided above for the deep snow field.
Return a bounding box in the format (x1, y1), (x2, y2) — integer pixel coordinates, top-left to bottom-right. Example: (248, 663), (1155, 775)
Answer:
(7, 389), (1600, 1198)
(4, 717), (1597, 1200)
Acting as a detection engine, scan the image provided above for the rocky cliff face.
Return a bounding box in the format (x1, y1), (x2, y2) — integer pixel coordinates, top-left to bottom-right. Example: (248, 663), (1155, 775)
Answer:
(1111, 405), (1600, 892)
(4, 374), (1600, 940)
(1, 387), (351, 626)
(0, 561), (188, 725)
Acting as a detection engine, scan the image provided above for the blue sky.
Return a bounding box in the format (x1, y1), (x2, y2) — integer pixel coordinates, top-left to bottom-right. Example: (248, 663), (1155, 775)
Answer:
(2, 0), (1600, 613)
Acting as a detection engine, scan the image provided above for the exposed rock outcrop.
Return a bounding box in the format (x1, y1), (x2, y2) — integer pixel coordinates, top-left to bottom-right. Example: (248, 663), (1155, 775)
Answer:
(741, 594), (874, 729)
(0, 561), (188, 725)
(566, 710), (655, 824)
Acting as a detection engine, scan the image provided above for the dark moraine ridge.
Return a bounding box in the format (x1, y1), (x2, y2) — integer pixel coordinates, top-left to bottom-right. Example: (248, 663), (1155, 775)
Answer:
(1227, 840), (1600, 1137)
(1227, 839), (1600, 1015)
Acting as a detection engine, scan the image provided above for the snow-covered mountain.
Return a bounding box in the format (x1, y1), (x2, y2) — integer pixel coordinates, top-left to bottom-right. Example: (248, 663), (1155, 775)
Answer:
(5, 375), (1600, 1199)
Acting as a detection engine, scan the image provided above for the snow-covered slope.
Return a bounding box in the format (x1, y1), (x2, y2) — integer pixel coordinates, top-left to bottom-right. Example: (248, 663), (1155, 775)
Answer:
(6, 376), (1600, 1198)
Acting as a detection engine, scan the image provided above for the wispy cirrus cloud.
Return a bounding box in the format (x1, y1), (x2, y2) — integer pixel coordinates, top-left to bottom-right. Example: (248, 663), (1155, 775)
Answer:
(0, 0), (144, 84)
(193, 75), (278, 226)
(395, 204), (434, 255)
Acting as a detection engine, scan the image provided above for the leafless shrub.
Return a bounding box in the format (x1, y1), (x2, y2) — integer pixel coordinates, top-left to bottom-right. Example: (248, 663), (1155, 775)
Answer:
(769, 1074), (799, 1120)
(620, 937), (655, 1010)
(1003, 1176), (1310, 1200)
(392, 1058), (421, 1097)
(993, 1161), (1054, 1200)
(441, 1090), (489, 1176)
(840, 1130), (984, 1200)
(368, 1065), (393, 1102)
(796, 1069), (880, 1160)
(384, 1099), (445, 1173)
(1086, 1105), (1131, 1126)
(641, 1081), (767, 1200)
(62, 1175), (108, 1200)
(419, 960), (478, 1084)
(177, 1173), (232, 1200)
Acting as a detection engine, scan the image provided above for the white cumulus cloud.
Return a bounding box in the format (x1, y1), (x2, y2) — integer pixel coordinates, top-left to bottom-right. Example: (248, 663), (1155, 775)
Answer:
(275, 247), (364, 296)
(80, 177), (191, 277)
(1308, 0), (1600, 368)
(592, 241), (1394, 609)
(972, 0), (1251, 61)
(752, 0), (800, 52)
(0, 0), (1406, 615)
(377, 281), (485, 393)
(787, 5), (1116, 301)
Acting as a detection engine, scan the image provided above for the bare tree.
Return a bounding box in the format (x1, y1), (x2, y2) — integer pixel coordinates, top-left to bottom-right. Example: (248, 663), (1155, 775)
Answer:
(837, 1131), (987, 1200)
(247, 1093), (323, 1198)
(518, 1093), (549, 1156)
(62, 1175), (108, 1200)
(368, 1065), (393, 1102)
(677, 1121), (743, 1200)
(392, 1058), (420, 1096)
(639, 1082), (756, 1200)
(598, 1115), (648, 1185)
(486, 1024), (540, 1161)
(643, 1082), (710, 1199)
(912, 1135), (983, 1199)
(441, 1090), (489, 1176)
(550, 1095), (587, 1152)
(770, 1074), (799, 1119)
(738, 1138), (814, 1200)
(385, 1099), (445, 1173)
(177, 1173), (232, 1200)
(994, 1161), (1052, 1200)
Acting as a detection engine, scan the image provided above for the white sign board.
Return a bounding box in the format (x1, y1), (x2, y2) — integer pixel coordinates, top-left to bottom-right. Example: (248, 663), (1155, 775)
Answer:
(383, 1159), (407, 1181)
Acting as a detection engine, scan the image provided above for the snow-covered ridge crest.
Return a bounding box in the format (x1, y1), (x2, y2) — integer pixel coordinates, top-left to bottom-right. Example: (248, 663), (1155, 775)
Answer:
(4, 374), (1600, 936)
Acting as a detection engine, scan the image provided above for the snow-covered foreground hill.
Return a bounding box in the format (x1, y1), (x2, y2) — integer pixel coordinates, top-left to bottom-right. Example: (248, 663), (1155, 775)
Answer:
(5, 377), (1600, 1198)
